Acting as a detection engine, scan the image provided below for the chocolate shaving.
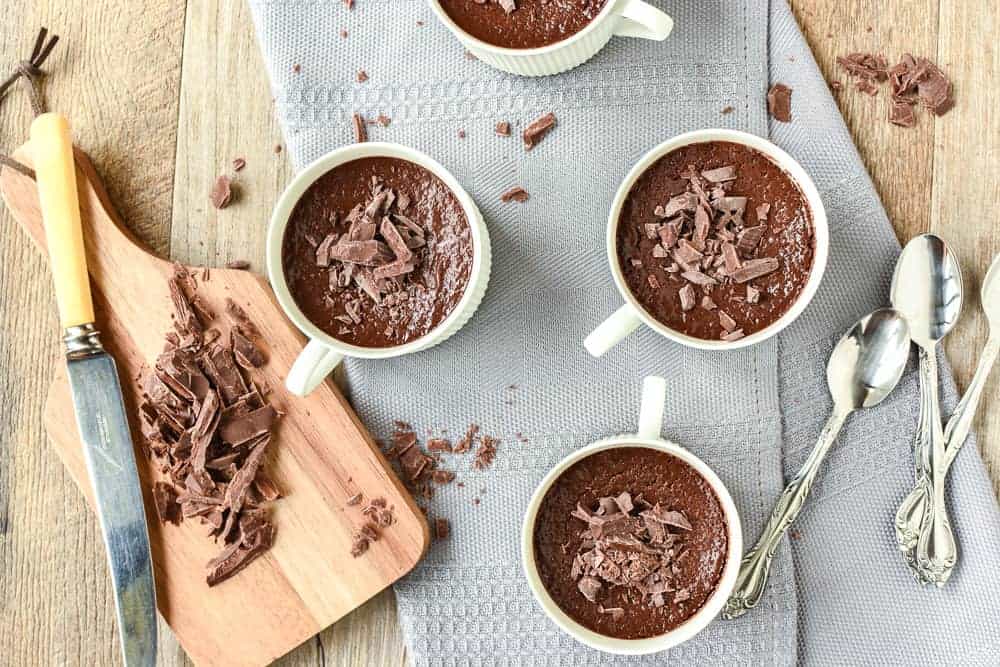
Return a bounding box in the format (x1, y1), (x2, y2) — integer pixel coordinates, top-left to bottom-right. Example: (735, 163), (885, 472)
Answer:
(730, 257), (780, 283)
(500, 186), (529, 203)
(568, 494), (695, 611)
(522, 112), (557, 150)
(474, 436), (499, 469)
(495, 121), (511, 136)
(210, 175), (233, 209)
(427, 438), (452, 452)
(767, 83), (793, 122)
(140, 271), (283, 585)
(352, 113), (368, 143)
(153, 481), (181, 525)
(678, 284), (696, 311)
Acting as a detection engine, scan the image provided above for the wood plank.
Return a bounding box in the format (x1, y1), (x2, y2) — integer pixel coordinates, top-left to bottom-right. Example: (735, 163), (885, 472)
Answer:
(0, 4), (186, 665)
(169, 2), (409, 664)
(788, 0), (940, 243)
(931, 3), (1000, 496)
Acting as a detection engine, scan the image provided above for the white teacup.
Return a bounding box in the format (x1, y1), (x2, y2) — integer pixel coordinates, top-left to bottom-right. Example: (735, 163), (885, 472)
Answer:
(585, 128), (829, 357)
(265, 142), (492, 396)
(428, 0), (674, 77)
(521, 376), (743, 654)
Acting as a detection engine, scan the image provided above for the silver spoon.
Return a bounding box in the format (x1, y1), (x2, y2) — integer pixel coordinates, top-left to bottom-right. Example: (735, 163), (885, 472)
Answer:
(896, 251), (1000, 567)
(890, 234), (963, 586)
(723, 309), (910, 618)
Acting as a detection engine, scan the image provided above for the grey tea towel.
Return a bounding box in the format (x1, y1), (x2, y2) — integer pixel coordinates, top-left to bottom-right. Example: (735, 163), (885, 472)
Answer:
(247, 1), (1000, 663)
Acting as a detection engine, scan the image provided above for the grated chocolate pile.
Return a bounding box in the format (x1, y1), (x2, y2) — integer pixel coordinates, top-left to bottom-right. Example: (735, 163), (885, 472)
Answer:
(835, 52), (954, 127)
(633, 163), (783, 342)
(139, 266), (282, 586)
(569, 492), (694, 611)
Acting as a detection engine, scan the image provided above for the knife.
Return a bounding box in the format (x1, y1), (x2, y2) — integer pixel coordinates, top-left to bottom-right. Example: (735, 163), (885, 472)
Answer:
(30, 113), (157, 666)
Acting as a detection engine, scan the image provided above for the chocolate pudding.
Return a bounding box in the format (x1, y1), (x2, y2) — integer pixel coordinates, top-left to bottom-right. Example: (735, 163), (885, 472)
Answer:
(533, 447), (729, 640)
(616, 141), (815, 342)
(439, 0), (608, 49)
(281, 157), (473, 348)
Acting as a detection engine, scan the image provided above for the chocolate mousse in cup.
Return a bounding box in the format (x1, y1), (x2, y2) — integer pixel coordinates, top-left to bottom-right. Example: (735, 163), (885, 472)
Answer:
(522, 376), (742, 654)
(266, 143), (491, 396)
(429, 0), (674, 76)
(585, 129), (829, 356)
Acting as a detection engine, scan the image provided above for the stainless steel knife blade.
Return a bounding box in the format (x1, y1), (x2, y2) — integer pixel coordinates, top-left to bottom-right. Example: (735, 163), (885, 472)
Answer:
(66, 351), (157, 667)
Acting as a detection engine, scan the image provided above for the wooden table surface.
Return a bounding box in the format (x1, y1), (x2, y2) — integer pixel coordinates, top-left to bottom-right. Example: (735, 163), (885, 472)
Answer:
(1, 2), (997, 665)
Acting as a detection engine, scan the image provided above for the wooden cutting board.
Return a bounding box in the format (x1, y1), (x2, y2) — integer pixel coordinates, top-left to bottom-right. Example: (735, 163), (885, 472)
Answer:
(0, 146), (429, 666)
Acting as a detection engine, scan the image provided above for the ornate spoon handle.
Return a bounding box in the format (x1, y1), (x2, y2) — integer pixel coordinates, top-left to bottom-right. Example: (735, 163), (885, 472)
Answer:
(895, 346), (934, 555)
(723, 409), (848, 619)
(897, 337), (999, 566)
(913, 344), (958, 586)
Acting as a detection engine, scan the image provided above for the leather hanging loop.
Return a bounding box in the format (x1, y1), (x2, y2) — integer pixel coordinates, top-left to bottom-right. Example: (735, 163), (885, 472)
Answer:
(0, 27), (61, 180)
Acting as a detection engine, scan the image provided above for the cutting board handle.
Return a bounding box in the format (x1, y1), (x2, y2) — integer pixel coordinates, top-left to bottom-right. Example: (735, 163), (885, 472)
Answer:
(1, 141), (168, 277)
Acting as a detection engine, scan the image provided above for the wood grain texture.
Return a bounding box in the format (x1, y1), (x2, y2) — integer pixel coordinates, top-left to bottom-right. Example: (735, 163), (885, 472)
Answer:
(0, 0), (998, 665)
(1, 148), (428, 666)
(0, 4), (187, 666)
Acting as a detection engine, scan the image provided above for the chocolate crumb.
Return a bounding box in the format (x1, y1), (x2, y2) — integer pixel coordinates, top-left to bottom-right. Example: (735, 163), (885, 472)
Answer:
(522, 112), (557, 150)
(350, 535), (369, 557)
(225, 260), (250, 270)
(474, 436), (499, 469)
(721, 105), (734, 115)
(500, 186), (529, 203)
(767, 83), (793, 122)
(495, 121), (511, 137)
(434, 518), (450, 540)
(232, 157), (246, 172)
(209, 175), (233, 209)
(427, 438), (452, 452)
(352, 113), (368, 143)
(356, 69), (368, 83)
(432, 470), (456, 485)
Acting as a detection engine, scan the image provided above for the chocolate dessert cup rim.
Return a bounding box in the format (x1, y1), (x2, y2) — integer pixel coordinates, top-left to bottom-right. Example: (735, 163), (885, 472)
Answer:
(427, 0), (619, 55)
(521, 437), (743, 655)
(265, 142), (489, 358)
(607, 128), (829, 351)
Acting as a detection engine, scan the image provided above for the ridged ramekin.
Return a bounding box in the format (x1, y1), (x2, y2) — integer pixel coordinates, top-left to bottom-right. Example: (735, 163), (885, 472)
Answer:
(428, 0), (674, 77)
(266, 142), (491, 396)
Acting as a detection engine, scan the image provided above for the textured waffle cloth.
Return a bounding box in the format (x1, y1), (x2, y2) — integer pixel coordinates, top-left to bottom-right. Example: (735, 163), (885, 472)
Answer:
(248, 1), (1000, 663)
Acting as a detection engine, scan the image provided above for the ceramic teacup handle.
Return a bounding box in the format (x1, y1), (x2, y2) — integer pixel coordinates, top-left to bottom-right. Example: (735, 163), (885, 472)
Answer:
(584, 303), (643, 357)
(286, 339), (345, 396)
(613, 0), (674, 41)
(637, 375), (667, 439)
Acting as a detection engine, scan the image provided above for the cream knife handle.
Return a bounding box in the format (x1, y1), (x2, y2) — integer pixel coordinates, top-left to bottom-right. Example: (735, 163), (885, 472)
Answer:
(30, 113), (95, 329)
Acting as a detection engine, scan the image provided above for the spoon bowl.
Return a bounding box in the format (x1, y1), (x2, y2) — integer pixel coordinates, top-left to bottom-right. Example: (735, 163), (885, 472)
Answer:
(827, 308), (912, 411)
(979, 252), (1000, 323)
(891, 234), (964, 345)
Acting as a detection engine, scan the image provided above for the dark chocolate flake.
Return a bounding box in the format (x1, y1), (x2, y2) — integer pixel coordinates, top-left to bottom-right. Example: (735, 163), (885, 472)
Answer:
(522, 112), (556, 150)
(210, 175), (233, 209)
(767, 83), (793, 122)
